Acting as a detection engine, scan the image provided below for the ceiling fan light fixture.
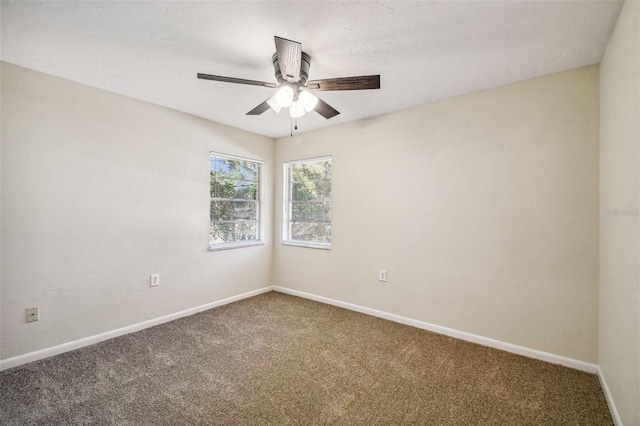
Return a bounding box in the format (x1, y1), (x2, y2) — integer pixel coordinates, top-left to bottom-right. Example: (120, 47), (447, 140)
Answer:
(199, 36), (379, 122)
(299, 90), (318, 112)
(266, 95), (282, 113)
(274, 85), (294, 108)
(289, 101), (306, 118)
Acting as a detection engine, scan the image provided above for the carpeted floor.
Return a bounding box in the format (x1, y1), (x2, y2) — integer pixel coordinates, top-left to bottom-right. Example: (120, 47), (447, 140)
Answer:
(0, 291), (612, 425)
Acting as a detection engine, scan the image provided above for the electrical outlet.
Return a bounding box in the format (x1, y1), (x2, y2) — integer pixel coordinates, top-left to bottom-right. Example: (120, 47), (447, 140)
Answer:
(150, 273), (160, 287)
(379, 270), (387, 282)
(26, 306), (39, 323)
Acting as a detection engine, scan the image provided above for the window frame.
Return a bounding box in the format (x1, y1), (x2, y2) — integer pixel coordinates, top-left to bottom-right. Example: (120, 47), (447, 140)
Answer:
(283, 155), (332, 250)
(209, 152), (265, 251)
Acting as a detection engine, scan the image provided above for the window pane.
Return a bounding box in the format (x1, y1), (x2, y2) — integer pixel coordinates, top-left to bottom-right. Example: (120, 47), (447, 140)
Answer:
(210, 201), (257, 221)
(284, 157), (331, 247)
(291, 161), (331, 182)
(291, 222), (332, 243)
(211, 177), (257, 200)
(291, 201), (331, 222)
(210, 158), (259, 181)
(209, 153), (262, 247)
(209, 221), (258, 243)
(292, 180), (331, 201)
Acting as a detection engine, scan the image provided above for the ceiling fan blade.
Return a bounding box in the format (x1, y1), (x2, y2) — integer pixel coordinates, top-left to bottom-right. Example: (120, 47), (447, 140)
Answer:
(314, 97), (340, 119)
(246, 100), (272, 116)
(197, 73), (276, 88)
(307, 75), (380, 91)
(274, 36), (302, 83)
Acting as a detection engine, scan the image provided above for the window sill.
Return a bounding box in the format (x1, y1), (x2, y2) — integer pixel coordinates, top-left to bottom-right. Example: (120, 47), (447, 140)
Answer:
(283, 240), (331, 250)
(208, 241), (265, 251)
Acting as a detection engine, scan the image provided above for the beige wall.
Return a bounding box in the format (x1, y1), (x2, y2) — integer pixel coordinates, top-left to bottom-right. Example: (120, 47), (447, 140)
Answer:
(6, 34), (634, 417)
(274, 66), (600, 363)
(599, 0), (640, 424)
(0, 62), (274, 359)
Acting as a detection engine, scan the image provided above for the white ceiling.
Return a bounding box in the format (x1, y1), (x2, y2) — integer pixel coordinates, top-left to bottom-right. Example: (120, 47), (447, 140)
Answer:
(1, 1), (623, 139)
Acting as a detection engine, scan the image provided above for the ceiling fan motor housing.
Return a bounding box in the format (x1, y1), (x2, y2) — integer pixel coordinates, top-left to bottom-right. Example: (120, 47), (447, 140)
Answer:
(272, 51), (311, 85)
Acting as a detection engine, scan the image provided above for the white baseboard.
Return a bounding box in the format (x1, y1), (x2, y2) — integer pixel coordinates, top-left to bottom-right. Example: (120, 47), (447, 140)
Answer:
(3, 284), (617, 420)
(272, 286), (598, 374)
(1, 284), (601, 377)
(2, 285), (620, 421)
(0, 286), (274, 371)
(596, 367), (623, 426)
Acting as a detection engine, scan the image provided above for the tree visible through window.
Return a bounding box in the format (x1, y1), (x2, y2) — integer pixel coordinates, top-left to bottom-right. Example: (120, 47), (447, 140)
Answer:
(209, 153), (262, 249)
(284, 157), (331, 249)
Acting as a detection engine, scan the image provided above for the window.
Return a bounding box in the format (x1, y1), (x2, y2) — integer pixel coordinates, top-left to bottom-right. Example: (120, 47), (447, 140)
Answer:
(209, 153), (263, 250)
(283, 156), (332, 249)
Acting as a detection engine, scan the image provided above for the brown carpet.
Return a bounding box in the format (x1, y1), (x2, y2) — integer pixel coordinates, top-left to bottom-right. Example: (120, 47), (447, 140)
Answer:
(0, 291), (612, 425)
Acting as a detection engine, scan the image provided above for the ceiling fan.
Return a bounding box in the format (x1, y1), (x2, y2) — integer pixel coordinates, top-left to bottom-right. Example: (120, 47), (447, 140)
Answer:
(197, 36), (380, 121)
